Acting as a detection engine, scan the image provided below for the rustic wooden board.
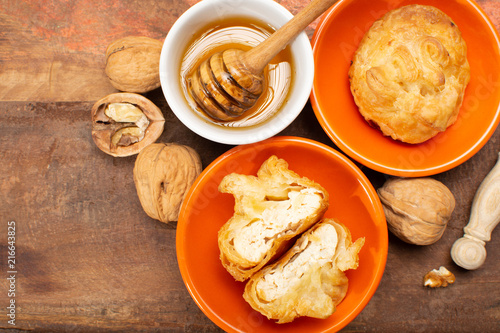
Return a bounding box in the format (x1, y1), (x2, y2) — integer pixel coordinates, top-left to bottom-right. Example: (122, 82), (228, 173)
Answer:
(0, 0), (499, 332)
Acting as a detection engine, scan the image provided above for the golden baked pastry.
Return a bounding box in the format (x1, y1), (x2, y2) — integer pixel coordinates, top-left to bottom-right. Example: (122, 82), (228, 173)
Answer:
(243, 218), (364, 323)
(218, 155), (329, 281)
(349, 5), (470, 144)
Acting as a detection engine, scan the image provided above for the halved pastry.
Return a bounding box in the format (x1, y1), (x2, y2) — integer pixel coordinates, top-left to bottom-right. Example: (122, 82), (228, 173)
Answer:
(243, 218), (365, 323)
(218, 155), (329, 281)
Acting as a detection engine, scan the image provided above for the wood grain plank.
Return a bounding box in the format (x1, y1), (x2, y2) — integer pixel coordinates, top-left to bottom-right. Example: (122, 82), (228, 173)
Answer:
(0, 0), (188, 102)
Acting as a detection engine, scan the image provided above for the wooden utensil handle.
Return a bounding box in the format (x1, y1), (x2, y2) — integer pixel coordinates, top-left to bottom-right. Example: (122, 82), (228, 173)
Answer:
(242, 0), (339, 73)
(451, 151), (500, 270)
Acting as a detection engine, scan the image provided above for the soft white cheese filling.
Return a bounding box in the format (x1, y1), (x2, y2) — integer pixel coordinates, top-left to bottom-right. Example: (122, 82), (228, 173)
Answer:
(256, 223), (338, 301)
(233, 188), (323, 263)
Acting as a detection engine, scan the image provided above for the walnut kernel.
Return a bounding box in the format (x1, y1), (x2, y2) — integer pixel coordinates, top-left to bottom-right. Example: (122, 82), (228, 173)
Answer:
(424, 266), (456, 288)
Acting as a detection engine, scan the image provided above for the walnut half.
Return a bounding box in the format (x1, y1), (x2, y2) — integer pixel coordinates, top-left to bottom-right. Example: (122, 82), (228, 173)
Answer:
(91, 93), (165, 157)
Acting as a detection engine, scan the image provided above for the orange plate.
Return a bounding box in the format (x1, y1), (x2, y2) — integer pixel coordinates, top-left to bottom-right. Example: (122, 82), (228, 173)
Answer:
(177, 136), (387, 332)
(311, 0), (500, 177)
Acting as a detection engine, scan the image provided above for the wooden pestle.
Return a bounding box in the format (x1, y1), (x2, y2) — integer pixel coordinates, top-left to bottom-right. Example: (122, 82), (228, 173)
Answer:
(189, 0), (339, 121)
(451, 152), (500, 270)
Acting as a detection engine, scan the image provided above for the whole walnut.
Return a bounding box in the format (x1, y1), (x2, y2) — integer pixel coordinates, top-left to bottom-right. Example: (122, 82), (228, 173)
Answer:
(377, 177), (455, 245)
(133, 143), (202, 223)
(105, 36), (163, 93)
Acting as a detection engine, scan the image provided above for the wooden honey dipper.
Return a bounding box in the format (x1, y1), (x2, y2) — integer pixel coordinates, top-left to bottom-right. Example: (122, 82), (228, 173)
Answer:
(188, 0), (339, 121)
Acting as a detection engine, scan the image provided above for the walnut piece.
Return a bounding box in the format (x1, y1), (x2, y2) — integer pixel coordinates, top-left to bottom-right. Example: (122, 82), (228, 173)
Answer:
(133, 143), (202, 223)
(91, 93), (165, 157)
(377, 177), (455, 245)
(424, 266), (456, 288)
(105, 36), (163, 93)
(105, 103), (150, 146)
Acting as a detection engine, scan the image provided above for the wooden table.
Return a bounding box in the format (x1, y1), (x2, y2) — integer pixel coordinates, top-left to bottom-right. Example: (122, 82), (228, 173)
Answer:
(1, 0), (499, 332)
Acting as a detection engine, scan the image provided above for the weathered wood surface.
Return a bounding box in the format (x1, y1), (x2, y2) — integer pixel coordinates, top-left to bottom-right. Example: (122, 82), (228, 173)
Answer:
(0, 0), (499, 332)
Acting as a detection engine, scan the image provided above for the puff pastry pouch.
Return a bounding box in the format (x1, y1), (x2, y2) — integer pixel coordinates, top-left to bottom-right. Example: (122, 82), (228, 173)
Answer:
(243, 218), (365, 323)
(217, 155), (329, 282)
(349, 5), (470, 144)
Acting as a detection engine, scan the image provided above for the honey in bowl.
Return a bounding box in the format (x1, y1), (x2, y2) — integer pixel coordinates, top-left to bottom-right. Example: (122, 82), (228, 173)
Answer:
(180, 17), (295, 128)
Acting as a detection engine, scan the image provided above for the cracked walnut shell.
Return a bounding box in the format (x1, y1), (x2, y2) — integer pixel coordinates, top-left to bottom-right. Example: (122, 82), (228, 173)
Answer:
(91, 93), (165, 157)
(377, 177), (455, 245)
(133, 143), (202, 223)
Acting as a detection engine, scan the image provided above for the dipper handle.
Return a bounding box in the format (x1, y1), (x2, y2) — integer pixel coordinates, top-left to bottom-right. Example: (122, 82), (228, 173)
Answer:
(242, 0), (339, 74)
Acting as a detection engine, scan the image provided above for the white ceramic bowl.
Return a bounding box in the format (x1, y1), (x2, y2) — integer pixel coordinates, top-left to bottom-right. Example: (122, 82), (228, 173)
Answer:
(159, 0), (314, 145)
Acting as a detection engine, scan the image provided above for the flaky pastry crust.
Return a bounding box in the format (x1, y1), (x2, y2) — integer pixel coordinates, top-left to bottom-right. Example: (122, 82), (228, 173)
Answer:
(217, 155), (329, 281)
(349, 5), (470, 144)
(243, 218), (364, 323)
